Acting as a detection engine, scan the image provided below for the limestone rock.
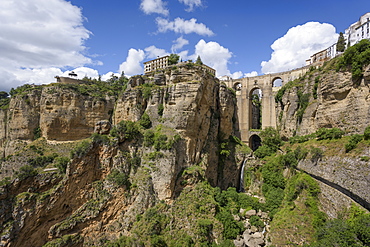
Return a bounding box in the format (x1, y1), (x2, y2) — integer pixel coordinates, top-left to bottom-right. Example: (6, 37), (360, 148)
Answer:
(94, 120), (111, 135)
(245, 209), (257, 218)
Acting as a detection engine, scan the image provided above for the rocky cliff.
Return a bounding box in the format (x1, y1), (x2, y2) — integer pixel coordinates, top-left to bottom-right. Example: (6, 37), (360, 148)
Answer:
(0, 64), (243, 246)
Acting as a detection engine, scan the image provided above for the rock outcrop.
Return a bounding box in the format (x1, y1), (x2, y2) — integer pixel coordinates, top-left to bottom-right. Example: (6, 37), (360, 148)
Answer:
(0, 64), (242, 246)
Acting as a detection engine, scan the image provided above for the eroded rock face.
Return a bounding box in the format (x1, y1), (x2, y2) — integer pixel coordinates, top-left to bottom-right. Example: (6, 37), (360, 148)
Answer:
(40, 86), (115, 141)
(0, 66), (241, 246)
(278, 70), (370, 138)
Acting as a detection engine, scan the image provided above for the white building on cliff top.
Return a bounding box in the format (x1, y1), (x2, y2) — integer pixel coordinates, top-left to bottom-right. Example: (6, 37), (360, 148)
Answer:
(345, 12), (370, 46)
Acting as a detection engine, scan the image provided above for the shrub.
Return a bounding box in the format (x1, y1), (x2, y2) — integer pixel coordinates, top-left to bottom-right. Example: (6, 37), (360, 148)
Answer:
(336, 39), (370, 80)
(254, 145), (276, 159)
(315, 128), (344, 140)
(249, 215), (264, 228)
(364, 126), (370, 140)
(158, 104), (164, 116)
(312, 76), (320, 99)
(107, 170), (130, 187)
(70, 140), (91, 158)
(55, 157), (70, 173)
(310, 147), (323, 163)
(216, 209), (244, 239)
(345, 134), (363, 152)
(297, 91), (310, 123)
(139, 112), (152, 129)
(33, 127), (42, 140)
(110, 120), (140, 142)
(28, 153), (58, 167)
(16, 165), (38, 180)
(91, 133), (110, 145)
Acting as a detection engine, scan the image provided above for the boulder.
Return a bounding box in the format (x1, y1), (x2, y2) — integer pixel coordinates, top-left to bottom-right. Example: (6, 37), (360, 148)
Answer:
(245, 209), (257, 218)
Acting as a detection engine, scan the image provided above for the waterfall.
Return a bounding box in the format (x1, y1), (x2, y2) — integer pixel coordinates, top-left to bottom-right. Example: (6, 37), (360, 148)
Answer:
(239, 159), (247, 192)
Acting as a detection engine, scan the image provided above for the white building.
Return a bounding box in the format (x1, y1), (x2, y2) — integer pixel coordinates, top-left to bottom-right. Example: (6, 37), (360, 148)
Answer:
(345, 12), (370, 46)
(143, 56), (169, 75)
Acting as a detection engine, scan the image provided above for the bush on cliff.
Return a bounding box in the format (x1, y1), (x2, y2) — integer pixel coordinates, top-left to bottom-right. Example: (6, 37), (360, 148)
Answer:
(337, 39), (370, 80)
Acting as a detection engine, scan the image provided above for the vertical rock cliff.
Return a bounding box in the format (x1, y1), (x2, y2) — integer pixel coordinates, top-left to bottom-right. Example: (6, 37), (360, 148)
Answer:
(0, 64), (242, 246)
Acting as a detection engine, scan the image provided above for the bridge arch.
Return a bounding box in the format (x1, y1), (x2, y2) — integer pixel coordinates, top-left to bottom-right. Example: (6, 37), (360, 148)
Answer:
(249, 87), (262, 130)
(249, 134), (261, 151)
(233, 82), (242, 91)
(272, 77), (283, 87)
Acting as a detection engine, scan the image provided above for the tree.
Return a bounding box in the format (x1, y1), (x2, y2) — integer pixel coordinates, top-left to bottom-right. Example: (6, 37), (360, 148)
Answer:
(168, 54), (180, 65)
(336, 32), (346, 52)
(195, 55), (203, 65)
(0, 91), (9, 99)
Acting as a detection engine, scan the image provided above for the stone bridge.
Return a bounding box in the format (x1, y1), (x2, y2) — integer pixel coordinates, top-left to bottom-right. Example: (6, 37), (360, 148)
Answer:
(224, 66), (310, 150)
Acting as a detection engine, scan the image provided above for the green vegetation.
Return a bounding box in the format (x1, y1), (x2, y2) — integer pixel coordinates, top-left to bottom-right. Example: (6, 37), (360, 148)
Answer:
(143, 125), (180, 151)
(54, 157), (70, 174)
(168, 54), (180, 65)
(42, 234), (83, 247)
(55, 73), (128, 99)
(33, 127), (42, 140)
(345, 134), (363, 152)
(16, 165), (38, 180)
(297, 90), (310, 123)
(315, 127), (344, 140)
(337, 39), (370, 80)
(313, 76), (320, 99)
(336, 32), (346, 52)
(139, 112), (152, 129)
(0, 91), (10, 109)
(195, 55), (203, 65)
(254, 127), (282, 158)
(28, 153), (58, 167)
(110, 120), (141, 142)
(312, 205), (370, 247)
(107, 170), (130, 187)
(70, 139), (91, 158)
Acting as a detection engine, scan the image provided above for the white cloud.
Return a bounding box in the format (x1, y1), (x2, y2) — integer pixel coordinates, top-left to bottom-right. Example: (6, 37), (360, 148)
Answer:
(140, 0), (169, 16)
(119, 48), (145, 76)
(194, 39), (232, 77)
(0, 0), (93, 92)
(62, 67), (100, 79)
(145, 45), (169, 59)
(178, 0), (202, 12)
(156, 17), (214, 36)
(261, 22), (338, 74)
(244, 71), (258, 77)
(171, 36), (189, 53)
(231, 71), (243, 79)
(101, 72), (121, 82)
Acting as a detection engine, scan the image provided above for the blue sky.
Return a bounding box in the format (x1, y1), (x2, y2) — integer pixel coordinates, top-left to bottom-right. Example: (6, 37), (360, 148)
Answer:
(0, 0), (369, 92)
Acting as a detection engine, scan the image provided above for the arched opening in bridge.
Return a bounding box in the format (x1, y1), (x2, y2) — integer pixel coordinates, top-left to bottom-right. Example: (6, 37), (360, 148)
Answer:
(233, 82), (242, 91)
(272, 77), (283, 87)
(249, 88), (262, 130)
(250, 134), (262, 151)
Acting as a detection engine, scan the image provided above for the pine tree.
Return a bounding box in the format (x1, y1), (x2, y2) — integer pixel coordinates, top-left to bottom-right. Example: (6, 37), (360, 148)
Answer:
(337, 32), (346, 52)
(195, 55), (203, 65)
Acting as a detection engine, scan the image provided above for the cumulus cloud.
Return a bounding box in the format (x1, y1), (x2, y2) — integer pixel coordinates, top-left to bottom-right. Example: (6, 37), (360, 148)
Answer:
(145, 45), (169, 59)
(0, 0), (93, 92)
(194, 40), (233, 77)
(178, 0), (202, 12)
(244, 71), (258, 77)
(140, 0), (169, 16)
(261, 22), (338, 74)
(119, 48), (145, 76)
(171, 36), (189, 53)
(156, 17), (214, 36)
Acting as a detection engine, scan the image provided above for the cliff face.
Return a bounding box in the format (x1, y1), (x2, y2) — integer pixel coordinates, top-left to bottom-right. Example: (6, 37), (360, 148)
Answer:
(276, 63), (370, 216)
(0, 65), (241, 246)
(278, 65), (370, 138)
